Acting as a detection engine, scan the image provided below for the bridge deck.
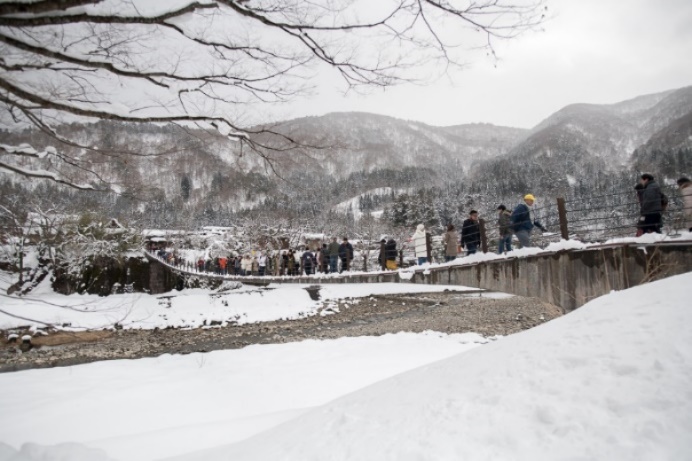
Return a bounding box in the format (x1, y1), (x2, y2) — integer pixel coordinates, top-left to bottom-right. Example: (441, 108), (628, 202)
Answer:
(145, 241), (692, 311)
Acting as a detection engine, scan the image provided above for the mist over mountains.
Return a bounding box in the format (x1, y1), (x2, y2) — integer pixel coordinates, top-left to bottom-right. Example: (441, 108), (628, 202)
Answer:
(1, 86), (691, 230)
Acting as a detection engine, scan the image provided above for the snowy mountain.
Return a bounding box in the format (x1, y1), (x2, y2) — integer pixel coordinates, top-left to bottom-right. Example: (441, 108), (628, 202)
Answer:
(251, 112), (527, 176)
(631, 110), (692, 177)
(470, 86), (692, 195)
(506, 86), (692, 166)
(1, 86), (690, 227)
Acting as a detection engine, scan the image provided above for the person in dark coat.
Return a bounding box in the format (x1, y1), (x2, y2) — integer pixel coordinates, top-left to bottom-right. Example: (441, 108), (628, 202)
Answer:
(338, 237), (354, 273)
(639, 173), (663, 234)
(511, 194), (546, 248)
(320, 243), (329, 273)
(301, 249), (316, 275)
(385, 237), (398, 269)
(287, 249), (297, 276)
(377, 238), (387, 267)
(461, 210), (481, 255)
(281, 251), (289, 276)
(497, 205), (513, 253)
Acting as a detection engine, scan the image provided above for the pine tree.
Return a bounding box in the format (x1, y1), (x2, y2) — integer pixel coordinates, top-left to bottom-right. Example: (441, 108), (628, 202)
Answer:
(181, 175), (192, 201)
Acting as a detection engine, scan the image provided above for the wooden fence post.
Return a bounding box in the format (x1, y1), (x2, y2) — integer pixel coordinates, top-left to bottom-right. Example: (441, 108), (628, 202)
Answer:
(479, 218), (488, 253)
(557, 197), (569, 240)
(380, 241), (386, 271)
(399, 249), (404, 268)
(363, 246), (368, 272)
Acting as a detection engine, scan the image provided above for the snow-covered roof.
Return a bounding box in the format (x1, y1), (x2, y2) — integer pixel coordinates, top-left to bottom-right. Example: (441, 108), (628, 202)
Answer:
(142, 229), (186, 237)
(302, 233), (326, 240)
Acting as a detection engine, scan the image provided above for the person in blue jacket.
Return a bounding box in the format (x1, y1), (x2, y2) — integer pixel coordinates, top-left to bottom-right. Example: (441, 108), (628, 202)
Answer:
(511, 194), (546, 248)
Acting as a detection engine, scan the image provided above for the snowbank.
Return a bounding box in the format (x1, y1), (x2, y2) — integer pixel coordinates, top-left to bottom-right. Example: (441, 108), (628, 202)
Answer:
(186, 272), (692, 461)
(0, 332), (487, 461)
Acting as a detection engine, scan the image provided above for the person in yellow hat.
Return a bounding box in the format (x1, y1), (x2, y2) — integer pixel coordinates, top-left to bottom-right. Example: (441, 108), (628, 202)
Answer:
(510, 193), (546, 248)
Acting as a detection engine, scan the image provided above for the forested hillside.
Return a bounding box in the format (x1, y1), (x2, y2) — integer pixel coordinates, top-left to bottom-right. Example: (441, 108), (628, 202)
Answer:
(1, 87), (690, 233)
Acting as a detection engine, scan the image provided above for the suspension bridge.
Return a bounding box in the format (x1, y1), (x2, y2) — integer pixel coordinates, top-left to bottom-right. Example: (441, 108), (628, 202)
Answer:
(144, 190), (692, 311)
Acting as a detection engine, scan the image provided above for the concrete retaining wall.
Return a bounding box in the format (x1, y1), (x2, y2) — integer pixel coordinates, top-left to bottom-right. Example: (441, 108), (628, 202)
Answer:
(408, 244), (692, 311)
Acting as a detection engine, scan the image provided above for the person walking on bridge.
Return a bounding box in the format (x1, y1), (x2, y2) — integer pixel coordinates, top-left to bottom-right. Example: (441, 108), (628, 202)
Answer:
(411, 224), (429, 265)
(511, 194), (546, 248)
(328, 237), (340, 273)
(301, 248), (316, 275)
(443, 224), (459, 262)
(241, 255), (252, 276)
(338, 237), (354, 273)
(461, 211), (481, 255)
(385, 237), (398, 269)
(639, 174), (663, 234)
(497, 205), (513, 253)
(319, 243), (329, 273)
(258, 252), (267, 276)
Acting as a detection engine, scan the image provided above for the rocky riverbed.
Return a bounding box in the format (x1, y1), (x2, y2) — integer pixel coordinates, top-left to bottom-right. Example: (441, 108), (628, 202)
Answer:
(0, 290), (562, 372)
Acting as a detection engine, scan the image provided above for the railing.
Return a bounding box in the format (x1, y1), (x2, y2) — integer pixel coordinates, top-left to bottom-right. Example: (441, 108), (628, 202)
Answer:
(145, 191), (691, 278)
(472, 191), (691, 254)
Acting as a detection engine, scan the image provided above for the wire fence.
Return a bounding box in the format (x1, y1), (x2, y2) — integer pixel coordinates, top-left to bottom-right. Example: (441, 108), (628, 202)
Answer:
(147, 190), (691, 277)
(425, 191), (691, 260)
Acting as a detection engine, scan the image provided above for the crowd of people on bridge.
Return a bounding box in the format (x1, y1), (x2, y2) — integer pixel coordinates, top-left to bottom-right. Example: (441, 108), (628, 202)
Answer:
(410, 193), (547, 264)
(150, 177), (692, 278)
(153, 237), (357, 277)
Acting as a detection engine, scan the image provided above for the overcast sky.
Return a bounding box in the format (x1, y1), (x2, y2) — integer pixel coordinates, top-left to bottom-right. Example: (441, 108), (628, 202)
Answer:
(270, 0), (692, 129)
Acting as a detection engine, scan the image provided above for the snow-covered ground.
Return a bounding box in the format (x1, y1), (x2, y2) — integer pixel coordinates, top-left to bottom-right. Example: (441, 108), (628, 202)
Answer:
(0, 274), (479, 331)
(0, 332), (489, 461)
(1, 272), (690, 461)
(196, 271), (692, 461)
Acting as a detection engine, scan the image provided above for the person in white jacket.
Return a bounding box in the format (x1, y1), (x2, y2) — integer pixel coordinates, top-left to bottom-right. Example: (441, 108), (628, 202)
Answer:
(258, 253), (267, 276)
(241, 255), (253, 276)
(411, 223), (428, 265)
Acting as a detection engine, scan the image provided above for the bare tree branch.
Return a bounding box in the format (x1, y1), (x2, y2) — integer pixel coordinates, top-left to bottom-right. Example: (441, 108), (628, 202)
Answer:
(0, 0), (546, 190)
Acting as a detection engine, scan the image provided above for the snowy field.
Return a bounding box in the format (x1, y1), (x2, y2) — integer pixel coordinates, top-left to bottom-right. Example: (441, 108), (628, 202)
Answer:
(0, 276), (480, 331)
(0, 332), (489, 461)
(1, 272), (690, 460)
